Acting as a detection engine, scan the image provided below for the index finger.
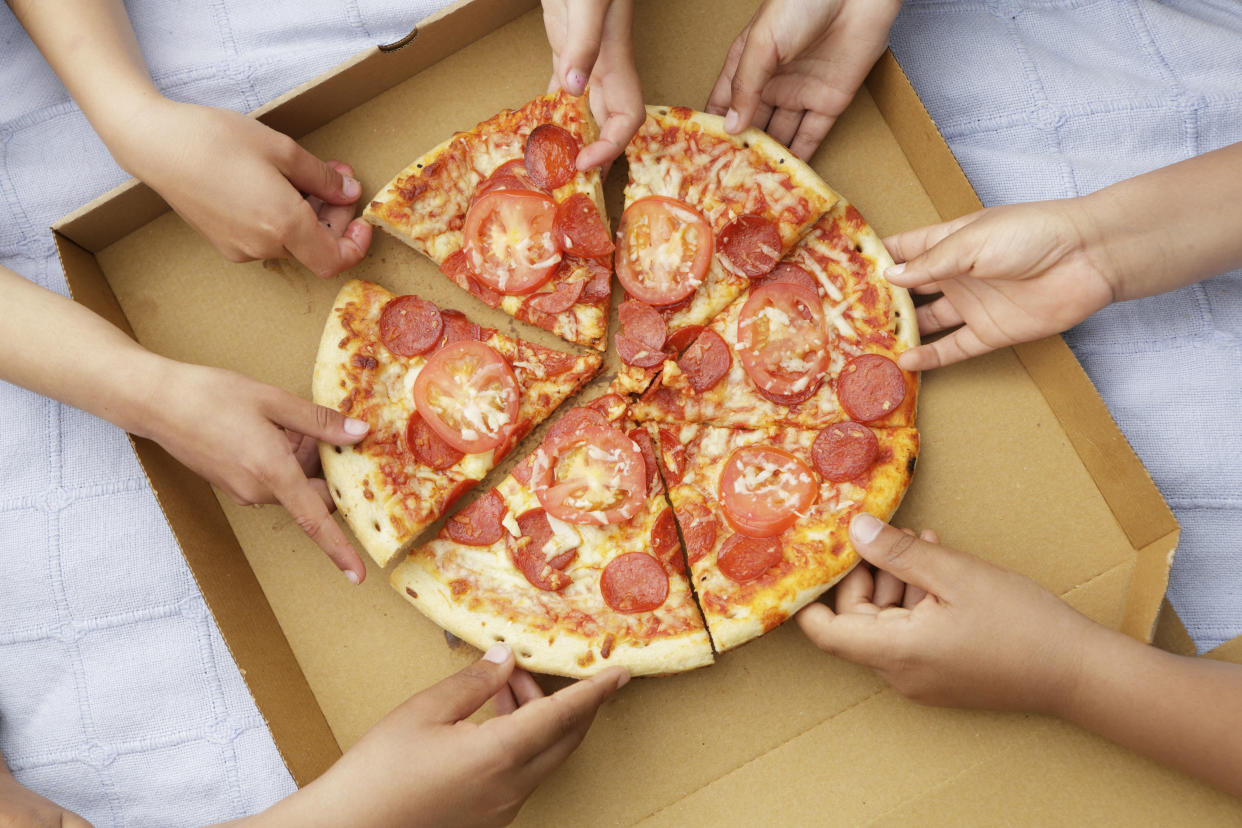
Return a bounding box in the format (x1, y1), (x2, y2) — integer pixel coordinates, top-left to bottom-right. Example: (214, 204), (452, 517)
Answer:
(498, 667), (627, 765)
(706, 27), (749, 116)
(725, 24), (780, 132)
(270, 454), (366, 583)
(282, 198), (370, 280)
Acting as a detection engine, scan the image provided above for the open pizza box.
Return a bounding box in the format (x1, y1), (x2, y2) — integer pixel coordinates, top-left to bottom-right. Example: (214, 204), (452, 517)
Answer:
(52, 0), (1242, 822)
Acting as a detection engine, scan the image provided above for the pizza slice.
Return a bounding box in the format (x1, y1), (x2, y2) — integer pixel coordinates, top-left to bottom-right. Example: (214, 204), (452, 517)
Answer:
(364, 90), (613, 350)
(651, 420), (918, 652)
(630, 201), (919, 429)
(390, 394), (714, 678)
(312, 280), (601, 567)
(611, 105), (836, 393)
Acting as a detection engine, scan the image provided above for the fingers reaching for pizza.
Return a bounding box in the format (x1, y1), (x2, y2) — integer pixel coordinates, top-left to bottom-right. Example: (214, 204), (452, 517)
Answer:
(542, 0), (644, 170)
(705, 0), (902, 161)
(110, 100), (372, 279)
(143, 362), (370, 583)
(303, 644), (628, 827)
(796, 513), (1099, 713)
(881, 201), (1118, 371)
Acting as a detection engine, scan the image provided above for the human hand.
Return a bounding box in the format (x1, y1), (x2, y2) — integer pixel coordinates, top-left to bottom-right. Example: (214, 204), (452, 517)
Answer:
(112, 99), (371, 279)
(278, 644), (628, 828)
(706, 0), (903, 160)
(797, 514), (1101, 714)
(883, 200), (1118, 370)
(542, 0), (644, 171)
(0, 761), (92, 828)
(139, 360), (369, 583)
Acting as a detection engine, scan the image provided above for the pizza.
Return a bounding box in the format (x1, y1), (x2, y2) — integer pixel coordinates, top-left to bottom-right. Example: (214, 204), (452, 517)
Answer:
(611, 105), (837, 394)
(318, 96), (918, 677)
(652, 421), (918, 652)
(390, 394), (713, 677)
(363, 90), (613, 350)
(312, 279), (601, 567)
(630, 201), (918, 429)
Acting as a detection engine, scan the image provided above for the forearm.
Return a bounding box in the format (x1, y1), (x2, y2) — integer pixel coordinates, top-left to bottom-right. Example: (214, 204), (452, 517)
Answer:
(1057, 625), (1242, 797)
(1080, 140), (1242, 302)
(8, 0), (163, 166)
(0, 266), (170, 438)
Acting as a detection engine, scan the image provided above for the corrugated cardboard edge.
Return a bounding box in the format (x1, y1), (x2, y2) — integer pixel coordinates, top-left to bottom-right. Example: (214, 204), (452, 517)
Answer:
(865, 52), (1179, 643)
(56, 232), (343, 785)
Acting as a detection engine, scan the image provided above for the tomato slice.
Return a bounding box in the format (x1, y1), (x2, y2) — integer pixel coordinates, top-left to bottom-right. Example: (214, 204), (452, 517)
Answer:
(412, 341), (520, 454)
(463, 190), (562, 294)
(737, 281), (831, 404)
(718, 445), (818, 538)
(615, 196), (714, 306)
(530, 419), (648, 525)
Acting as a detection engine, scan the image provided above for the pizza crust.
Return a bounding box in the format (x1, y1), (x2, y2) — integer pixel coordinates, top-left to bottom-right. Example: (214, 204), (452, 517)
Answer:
(391, 556), (714, 678)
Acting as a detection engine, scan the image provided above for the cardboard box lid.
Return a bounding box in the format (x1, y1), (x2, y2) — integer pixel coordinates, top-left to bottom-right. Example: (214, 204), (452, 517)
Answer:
(54, 0), (1241, 822)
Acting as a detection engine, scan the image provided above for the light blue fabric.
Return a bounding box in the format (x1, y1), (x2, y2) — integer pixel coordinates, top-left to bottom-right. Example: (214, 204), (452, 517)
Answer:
(2, 1), (1240, 825)
(890, 0), (1242, 651)
(0, 2), (450, 825)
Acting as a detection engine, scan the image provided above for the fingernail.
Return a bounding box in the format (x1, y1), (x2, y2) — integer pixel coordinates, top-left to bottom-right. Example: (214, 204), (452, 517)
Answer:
(850, 513), (883, 544)
(724, 109), (740, 132)
(344, 417), (369, 436)
(342, 176), (361, 199)
(885, 263), (905, 280)
(567, 69), (587, 95)
(344, 569), (361, 585)
(483, 643), (511, 664)
(614, 671), (631, 690)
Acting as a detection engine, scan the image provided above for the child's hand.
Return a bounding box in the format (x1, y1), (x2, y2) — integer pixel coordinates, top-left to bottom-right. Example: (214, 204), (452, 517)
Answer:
(797, 514), (1100, 714)
(115, 101), (371, 280)
(883, 201), (1118, 371)
(0, 761), (92, 828)
(280, 645), (628, 828)
(542, 0), (644, 171)
(141, 361), (369, 583)
(706, 0), (903, 159)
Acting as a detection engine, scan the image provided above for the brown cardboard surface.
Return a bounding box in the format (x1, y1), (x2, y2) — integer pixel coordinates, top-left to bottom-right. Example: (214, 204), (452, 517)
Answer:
(55, 0), (1242, 822)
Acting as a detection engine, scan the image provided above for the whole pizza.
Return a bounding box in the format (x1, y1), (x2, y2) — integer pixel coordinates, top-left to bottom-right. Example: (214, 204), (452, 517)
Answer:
(314, 91), (919, 677)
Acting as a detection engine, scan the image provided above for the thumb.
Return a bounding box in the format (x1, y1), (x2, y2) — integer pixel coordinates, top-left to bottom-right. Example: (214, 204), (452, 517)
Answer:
(263, 389), (369, 446)
(274, 137), (362, 205)
(848, 513), (964, 599)
(556, 0), (608, 95)
(416, 643), (517, 724)
(882, 212), (982, 288)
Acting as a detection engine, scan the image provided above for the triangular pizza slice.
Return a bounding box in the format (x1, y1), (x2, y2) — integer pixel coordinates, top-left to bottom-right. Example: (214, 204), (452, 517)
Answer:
(650, 420), (918, 652)
(390, 393), (713, 678)
(611, 105), (836, 393)
(313, 279), (601, 567)
(364, 90), (613, 350)
(631, 201), (919, 429)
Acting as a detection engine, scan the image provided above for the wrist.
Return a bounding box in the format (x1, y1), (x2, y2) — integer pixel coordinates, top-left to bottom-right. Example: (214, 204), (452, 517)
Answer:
(1047, 620), (1144, 723)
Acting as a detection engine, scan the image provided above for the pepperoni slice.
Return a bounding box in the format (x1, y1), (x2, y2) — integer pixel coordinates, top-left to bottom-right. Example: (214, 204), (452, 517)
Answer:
(717, 534), (783, 583)
(811, 421), (880, 482)
(406, 412), (465, 470)
(618, 300), (667, 349)
(718, 215), (782, 279)
(580, 259), (612, 303)
(445, 489), (506, 546)
(650, 507), (684, 574)
(379, 296), (443, 357)
(658, 427), (688, 485)
(761, 263), (820, 295)
(475, 159), (541, 200)
(615, 333), (668, 368)
(511, 508), (577, 592)
(544, 406), (609, 446)
(837, 354), (908, 422)
(440, 250), (502, 309)
(437, 308), (484, 345)
(600, 552), (669, 613)
(678, 328), (731, 392)
(675, 501), (718, 564)
(627, 427), (662, 496)
(525, 124), (579, 190)
(525, 276), (585, 315)
(664, 324), (704, 358)
(555, 193), (614, 258)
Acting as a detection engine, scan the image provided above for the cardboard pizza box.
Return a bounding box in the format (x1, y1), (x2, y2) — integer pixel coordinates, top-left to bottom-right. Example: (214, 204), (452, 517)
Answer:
(52, 0), (1242, 822)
